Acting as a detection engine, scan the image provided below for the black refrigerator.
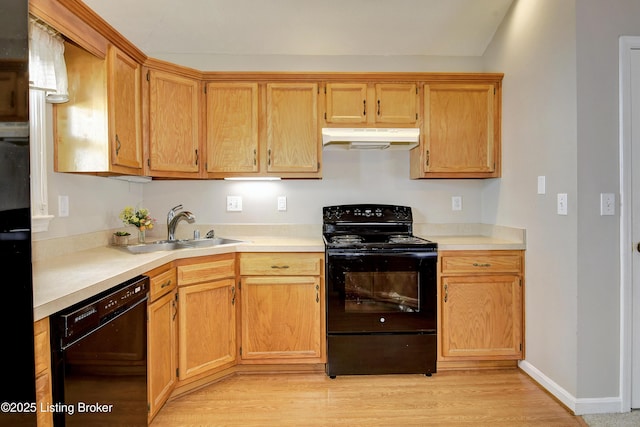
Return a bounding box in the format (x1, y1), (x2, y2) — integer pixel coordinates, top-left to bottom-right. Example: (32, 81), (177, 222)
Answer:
(0, 0), (37, 426)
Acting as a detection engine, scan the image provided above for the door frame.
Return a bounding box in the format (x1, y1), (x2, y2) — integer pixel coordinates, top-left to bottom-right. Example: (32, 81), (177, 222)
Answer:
(619, 35), (639, 411)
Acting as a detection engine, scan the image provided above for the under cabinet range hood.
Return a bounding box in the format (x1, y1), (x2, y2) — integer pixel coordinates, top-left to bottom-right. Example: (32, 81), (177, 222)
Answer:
(322, 128), (420, 151)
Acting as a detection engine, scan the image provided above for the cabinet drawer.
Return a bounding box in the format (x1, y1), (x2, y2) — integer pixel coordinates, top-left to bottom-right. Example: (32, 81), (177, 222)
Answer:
(440, 252), (522, 274)
(178, 254), (235, 285)
(240, 253), (323, 276)
(149, 268), (177, 302)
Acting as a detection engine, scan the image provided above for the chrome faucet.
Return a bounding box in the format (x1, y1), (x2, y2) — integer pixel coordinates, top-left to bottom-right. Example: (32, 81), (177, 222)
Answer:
(167, 205), (195, 241)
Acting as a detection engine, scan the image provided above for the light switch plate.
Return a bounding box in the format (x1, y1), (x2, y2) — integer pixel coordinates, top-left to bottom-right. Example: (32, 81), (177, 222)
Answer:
(226, 196), (242, 212)
(58, 195), (69, 217)
(537, 176), (546, 195)
(600, 193), (615, 216)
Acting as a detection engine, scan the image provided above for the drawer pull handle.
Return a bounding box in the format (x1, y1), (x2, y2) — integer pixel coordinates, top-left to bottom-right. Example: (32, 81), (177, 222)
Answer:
(473, 263), (491, 267)
(444, 283), (448, 303)
(160, 279), (172, 288)
(271, 265), (290, 269)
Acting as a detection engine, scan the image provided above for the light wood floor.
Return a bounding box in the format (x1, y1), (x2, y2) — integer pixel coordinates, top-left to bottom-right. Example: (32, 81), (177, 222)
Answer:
(151, 369), (588, 426)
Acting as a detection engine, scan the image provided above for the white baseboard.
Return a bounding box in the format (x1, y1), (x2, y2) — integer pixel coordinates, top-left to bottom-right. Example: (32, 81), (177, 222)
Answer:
(518, 360), (623, 415)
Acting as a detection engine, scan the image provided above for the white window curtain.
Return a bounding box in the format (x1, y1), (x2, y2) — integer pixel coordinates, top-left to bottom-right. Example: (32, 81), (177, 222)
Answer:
(28, 18), (69, 103)
(28, 17), (68, 232)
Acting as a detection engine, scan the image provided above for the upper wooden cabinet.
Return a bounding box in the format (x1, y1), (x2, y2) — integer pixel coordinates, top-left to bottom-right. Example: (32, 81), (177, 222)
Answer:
(205, 82), (259, 175)
(146, 68), (201, 178)
(55, 43), (143, 175)
(266, 83), (319, 174)
(325, 82), (418, 125)
(205, 81), (320, 178)
(411, 82), (501, 179)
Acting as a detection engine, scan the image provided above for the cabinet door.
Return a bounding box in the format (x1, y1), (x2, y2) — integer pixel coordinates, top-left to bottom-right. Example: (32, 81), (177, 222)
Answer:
(441, 275), (522, 359)
(422, 83), (497, 175)
(266, 83), (319, 173)
(148, 290), (178, 421)
(375, 83), (418, 124)
(178, 279), (236, 380)
(241, 276), (323, 362)
(206, 82), (259, 174)
(325, 83), (368, 124)
(34, 318), (53, 427)
(107, 45), (143, 170)
(148, 69), (201, 176)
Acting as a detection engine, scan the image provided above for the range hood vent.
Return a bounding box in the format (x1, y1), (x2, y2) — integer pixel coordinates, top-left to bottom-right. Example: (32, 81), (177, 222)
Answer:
(322, 128), (420, 151)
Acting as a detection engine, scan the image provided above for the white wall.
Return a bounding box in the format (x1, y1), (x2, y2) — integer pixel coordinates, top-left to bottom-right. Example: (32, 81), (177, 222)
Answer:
(142, 150), (485, 231)
(482, 0), (580, 396)
(574, 0), (640, 400)
(484, 0), (640, 405)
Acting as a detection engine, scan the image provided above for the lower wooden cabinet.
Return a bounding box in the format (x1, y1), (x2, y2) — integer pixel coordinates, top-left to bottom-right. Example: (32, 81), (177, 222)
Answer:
(34, 317), (53, 427)
(239, 253), (325, 364)
(438, 250), (524, 366)
(176, 254), (237, 382)
(147, 265), (178, 422)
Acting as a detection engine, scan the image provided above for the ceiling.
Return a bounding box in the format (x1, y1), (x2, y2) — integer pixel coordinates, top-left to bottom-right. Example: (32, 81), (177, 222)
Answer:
(81, 0), (514, 60)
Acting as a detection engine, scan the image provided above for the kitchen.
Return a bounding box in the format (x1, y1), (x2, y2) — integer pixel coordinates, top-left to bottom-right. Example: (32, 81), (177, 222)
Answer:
(3, 0), (637, 425)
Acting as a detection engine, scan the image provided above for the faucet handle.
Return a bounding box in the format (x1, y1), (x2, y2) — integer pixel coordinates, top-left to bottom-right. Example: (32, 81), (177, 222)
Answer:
(167, 204), (183, 223)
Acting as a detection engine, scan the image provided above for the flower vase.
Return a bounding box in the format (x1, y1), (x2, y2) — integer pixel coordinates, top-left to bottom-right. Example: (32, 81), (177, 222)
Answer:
(138, 229), (146, 243)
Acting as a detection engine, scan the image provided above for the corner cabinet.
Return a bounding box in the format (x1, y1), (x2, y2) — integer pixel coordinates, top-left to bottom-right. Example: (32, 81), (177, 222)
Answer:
(146, 67), (202, 178)
(55, 43), (143, 175)
(410, 79), (502, 179)
(176, 254), (237, 382)
(438, 250), (524, 368)
(205, 81), (321, 178)
(239, 253), (325, 364)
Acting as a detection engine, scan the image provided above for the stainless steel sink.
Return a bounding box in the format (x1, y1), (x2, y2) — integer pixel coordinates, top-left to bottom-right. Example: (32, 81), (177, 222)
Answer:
(177, 237), (245, 248)
(117, 237), (245, 254)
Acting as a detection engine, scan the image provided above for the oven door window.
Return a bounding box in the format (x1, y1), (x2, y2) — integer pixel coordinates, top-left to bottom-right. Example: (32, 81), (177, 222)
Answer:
(345, 271), (419, 313)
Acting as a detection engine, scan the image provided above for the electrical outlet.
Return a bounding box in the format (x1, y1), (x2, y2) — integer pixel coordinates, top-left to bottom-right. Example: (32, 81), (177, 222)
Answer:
(277, 196), (287, 211)
(451, 196), (462, 211)
(58, 195), (69, 217)
(557, 193), (568, 215)
(600, 193), (615, 216)
(226, 196), (242, 212)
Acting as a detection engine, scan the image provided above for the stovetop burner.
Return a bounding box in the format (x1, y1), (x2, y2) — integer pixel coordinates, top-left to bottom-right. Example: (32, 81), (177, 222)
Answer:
(322, 204), (437, 252)
(330, 234), (364, 245)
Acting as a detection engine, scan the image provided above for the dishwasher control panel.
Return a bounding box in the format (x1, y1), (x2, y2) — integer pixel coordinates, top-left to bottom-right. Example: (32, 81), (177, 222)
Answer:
(53, 275), (149, 344)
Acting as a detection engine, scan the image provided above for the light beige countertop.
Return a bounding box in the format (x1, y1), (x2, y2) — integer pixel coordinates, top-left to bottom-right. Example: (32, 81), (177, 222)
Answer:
(33, 235), (323, 321)
(32, 223), (525, 321)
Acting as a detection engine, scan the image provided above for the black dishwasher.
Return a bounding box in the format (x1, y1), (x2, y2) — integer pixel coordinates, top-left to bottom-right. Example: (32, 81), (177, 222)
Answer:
(50, 275), (149, 426)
